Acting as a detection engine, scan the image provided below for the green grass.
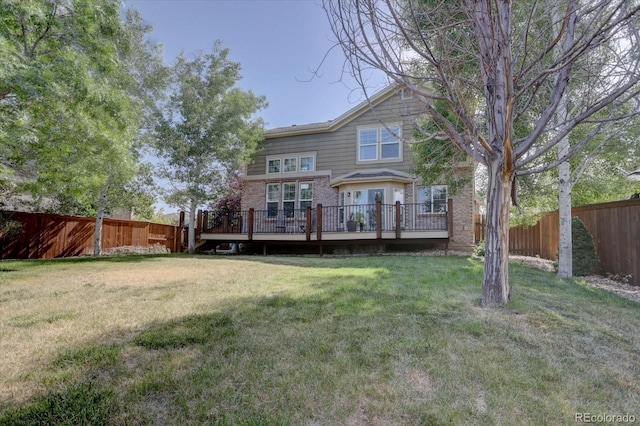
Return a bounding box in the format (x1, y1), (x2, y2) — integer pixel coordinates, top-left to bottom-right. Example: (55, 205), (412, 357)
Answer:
(0, 254), (638, 425)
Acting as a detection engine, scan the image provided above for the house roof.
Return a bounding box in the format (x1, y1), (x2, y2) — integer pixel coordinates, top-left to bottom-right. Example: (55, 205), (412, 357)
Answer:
(330, 168), (414, 187)
(265, 85), (400, 139)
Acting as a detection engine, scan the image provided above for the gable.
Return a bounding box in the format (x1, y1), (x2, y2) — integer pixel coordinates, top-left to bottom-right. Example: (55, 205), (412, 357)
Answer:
(246, 86), (424, 179)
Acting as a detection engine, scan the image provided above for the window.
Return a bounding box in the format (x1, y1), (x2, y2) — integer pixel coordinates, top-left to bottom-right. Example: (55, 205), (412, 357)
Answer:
(283, 183), (296, 217)
(268, 159), (280, 173)
(418, 185), (448, 213)
(380, 127), (400, 159)
(299, 183), (313, 216)
(284, 157), (297, 173)
(266, 153), (315, 174)
(267, 184), (280, 217)
(358, 125), (401, 162)
(358, 129), (378, 161)
(265, 182), (314, 218)
(300, 156), (314, 172)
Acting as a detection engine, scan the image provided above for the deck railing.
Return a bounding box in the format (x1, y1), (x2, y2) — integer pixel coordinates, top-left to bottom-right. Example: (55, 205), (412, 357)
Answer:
(202, 201), (450, 236)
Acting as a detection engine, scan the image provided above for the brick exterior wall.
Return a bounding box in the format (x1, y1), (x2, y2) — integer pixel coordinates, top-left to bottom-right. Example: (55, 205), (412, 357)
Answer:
(244, 176), (475, 251)
(242, 175), (335, 212)
(449, 180), (475, 251)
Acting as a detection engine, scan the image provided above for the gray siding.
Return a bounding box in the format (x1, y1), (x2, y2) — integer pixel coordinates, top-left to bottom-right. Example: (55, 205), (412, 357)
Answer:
(246, 91), (424, 178)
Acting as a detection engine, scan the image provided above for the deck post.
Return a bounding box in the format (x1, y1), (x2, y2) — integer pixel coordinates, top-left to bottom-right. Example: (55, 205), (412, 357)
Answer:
(376, 201), (382, 239)
(316, 204), (322, 241)
(305, 206), (311, 241)
(395, 201), (401, 239)
(222, 214), (228, 233)
(447, 198), (454, 236)
(203, 211), (209, 232)
(248, 209), (254, 241)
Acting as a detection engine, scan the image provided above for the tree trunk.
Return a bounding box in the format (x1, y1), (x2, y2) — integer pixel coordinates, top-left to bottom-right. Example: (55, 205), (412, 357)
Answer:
(93, 190), (107, 256)
(482, 161), (512, 307)
(188, 200), (196, 254)
(552, 2), (573, 280)
(557, 144), (573, 278)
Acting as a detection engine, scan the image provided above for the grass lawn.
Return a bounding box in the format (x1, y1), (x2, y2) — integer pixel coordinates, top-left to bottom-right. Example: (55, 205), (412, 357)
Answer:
(0, 254), (638, 425)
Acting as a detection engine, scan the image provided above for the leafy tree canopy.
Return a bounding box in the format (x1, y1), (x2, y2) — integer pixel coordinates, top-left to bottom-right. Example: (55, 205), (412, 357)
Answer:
(0, 0), (167, 217)
(153, 41), (267, 252)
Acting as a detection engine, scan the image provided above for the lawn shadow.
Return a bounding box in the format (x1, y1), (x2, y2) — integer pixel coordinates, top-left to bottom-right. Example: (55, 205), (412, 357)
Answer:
(0, 273), (453, 425)
(2, 256), (639, 425)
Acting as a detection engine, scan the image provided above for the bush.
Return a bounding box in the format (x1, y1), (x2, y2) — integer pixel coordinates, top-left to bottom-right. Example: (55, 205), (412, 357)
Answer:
(473, 240), (485, 257)
(571, 217), (601, 276)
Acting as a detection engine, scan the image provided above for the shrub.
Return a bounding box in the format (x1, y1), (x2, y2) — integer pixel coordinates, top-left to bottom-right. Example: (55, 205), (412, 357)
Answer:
(472, 240), (485, 257)
(571, 217), (601, 276)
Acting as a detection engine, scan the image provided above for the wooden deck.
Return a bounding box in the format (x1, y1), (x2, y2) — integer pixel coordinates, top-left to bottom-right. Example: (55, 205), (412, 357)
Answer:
(196, 201), (452, 254)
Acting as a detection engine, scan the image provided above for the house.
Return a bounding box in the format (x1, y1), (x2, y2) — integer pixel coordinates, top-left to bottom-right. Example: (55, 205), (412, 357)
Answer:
(200, 85), (476, 253)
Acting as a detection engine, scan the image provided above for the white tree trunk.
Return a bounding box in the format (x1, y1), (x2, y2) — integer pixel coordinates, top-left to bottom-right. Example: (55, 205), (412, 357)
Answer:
(482, 161), (512, 306)
(93, 190), (107, 256)
(557, 142), (573, 278)
(552, 2), (573, 279)
(188, 200), (196, 254)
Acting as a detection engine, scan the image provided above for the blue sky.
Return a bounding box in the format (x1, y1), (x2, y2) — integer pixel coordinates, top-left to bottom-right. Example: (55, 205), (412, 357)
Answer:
(124, 0), (387, 129)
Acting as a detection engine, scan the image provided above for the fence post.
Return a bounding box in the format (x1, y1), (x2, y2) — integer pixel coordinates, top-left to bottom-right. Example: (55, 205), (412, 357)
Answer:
(306, 206), (311, 241)
(178, 211), (185, 252)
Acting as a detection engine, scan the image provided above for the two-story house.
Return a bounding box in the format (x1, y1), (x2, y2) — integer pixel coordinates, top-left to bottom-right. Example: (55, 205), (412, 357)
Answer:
(201, 85), (475, 253)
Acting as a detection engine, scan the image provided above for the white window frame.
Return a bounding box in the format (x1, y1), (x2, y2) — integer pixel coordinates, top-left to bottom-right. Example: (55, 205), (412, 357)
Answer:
(283, 157), (297, 173)
(267, 158), (281, 174)
(265, 182), (314, 219)
(357, 124), (402, 163)
(282, 182), (297, 218)
(266, 184), (280, 217)
(300, 156), (315, 172)
(417, 185), (448, 214)
(299, 182), (313, 217)
(266, 152), (316, 174)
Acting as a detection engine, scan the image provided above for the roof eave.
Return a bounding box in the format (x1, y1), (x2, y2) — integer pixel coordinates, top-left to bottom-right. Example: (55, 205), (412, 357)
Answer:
(265, 85), (400, 139)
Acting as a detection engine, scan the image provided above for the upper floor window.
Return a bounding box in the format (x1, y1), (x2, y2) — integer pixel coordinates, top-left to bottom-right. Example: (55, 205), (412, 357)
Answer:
(417, 185), (448, 213)
(358, 124), (401, 162)
(284, 157), (297, 173)
(268, 159), (281, 173)
(300, 156), (314, 172)
(266, 153), (316, 174)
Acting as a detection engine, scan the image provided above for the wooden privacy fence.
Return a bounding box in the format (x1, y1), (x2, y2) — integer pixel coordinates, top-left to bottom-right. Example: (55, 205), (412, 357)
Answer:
(0, 211), (180, 259)
(476, 199), (640, 285)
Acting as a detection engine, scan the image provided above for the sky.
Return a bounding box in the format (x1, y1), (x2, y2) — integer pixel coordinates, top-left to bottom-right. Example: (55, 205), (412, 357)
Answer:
(124, 0), (388, 130)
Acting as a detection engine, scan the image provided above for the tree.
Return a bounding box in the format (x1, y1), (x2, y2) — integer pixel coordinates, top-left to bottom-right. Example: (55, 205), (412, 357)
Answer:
(324, 0), (640, 306)
(153, 42), (267, 253)
(0, 1), (167, 254)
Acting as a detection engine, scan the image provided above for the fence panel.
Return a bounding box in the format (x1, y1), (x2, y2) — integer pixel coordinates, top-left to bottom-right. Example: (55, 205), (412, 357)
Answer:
(0, 211), (179, 259)
(501, 199), (639, 285)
